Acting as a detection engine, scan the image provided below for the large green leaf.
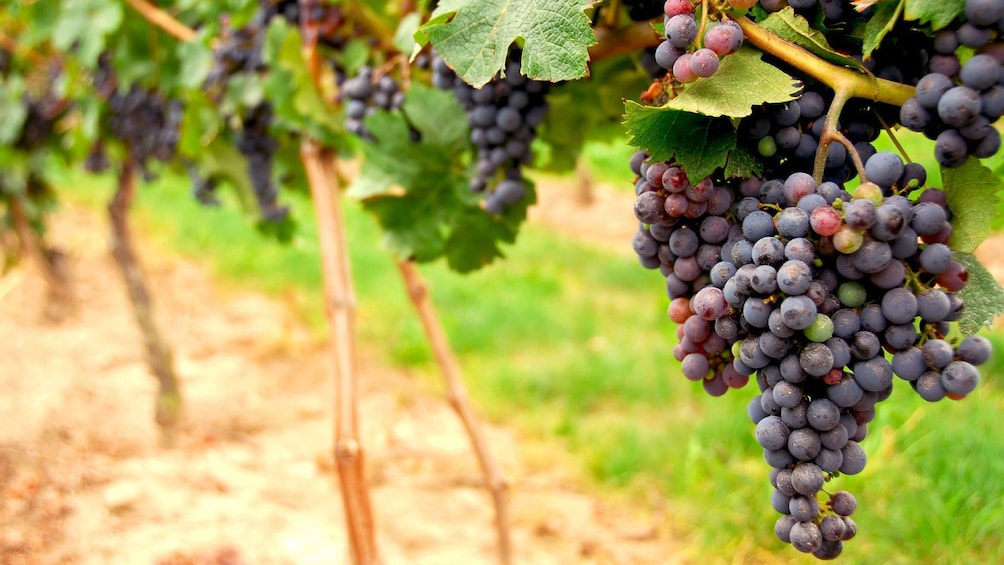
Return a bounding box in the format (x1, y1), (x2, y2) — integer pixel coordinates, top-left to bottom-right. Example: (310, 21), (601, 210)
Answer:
(758, 8), (867, 71)
(862, 0), (904, 59)
(262, 21), (342, 144)
(0, 76), (28, 146)
(943, 159), (1002, 254)
(663, 47), (801, 118)
(955, 252), (1004, 335)
(623, 102), (737, 181)
(349, 85), (524, 271)
(417, 0), (597, 88)
(52, 0), (123, 67)
(904, 0), (965, 30)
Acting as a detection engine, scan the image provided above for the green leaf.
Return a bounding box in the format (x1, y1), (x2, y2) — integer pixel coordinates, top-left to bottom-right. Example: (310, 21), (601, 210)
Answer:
(350, 85), (527, 270)
(0, 76), (28, 145)
(663, 47), (801, 118)
(623, 102), (737, 181)
(904, 0), (965, 30)
(418, 0), (597, 88)
(943, 158), (1002, 254)
(723, 146), (763, 179)
(758, 8), (867, 71)
(955, 252), (1004, 335)
(394, 13), (422, 55)
(862, 0), (904, 59)
(262, 21), (342, 143)
(52, 0), (123, 67)
(175, 37), (215, 90)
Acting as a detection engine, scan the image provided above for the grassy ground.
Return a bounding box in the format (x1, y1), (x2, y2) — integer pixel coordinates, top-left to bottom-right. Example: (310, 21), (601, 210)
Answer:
(56, 154), (1004, 564)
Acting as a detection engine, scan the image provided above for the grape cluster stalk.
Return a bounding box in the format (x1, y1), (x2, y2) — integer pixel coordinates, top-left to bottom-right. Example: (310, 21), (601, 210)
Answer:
(629, 0), (1002, 557)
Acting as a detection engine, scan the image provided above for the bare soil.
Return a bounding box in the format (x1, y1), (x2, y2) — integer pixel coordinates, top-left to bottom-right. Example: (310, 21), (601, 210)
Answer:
(0, 205), (683, 565)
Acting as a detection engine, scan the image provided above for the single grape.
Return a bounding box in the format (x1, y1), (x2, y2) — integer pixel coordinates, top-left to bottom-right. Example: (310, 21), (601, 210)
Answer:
(689, 48), (720, 77)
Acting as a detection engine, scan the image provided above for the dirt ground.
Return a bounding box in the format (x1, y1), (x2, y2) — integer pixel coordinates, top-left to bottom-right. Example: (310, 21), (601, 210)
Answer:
(0, 200), (684, 565)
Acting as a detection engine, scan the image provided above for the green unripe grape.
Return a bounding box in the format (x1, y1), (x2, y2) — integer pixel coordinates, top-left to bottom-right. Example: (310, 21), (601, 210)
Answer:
(758, 136), (778, 157)
(804, 313), (834, 342)
(837, 281), (867, 307)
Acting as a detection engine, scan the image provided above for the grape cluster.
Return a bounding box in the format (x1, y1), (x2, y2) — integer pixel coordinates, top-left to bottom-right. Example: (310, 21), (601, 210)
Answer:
(741, 91), (886, 185)
(340, 66), (405, 140)
(899, 0), (1004, 167)
(631, 149), (991, 558)
(15, 95), (63, 151)
(236, 102), (288, 222)
(431, 50), (549, 214)
(655, 1), (745, 81)
(106, 84), (183, 179)
(205, 21), (267, 90)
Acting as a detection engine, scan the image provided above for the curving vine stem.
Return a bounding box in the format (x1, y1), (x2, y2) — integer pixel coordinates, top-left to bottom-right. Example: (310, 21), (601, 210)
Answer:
(108, 155), (183, 446)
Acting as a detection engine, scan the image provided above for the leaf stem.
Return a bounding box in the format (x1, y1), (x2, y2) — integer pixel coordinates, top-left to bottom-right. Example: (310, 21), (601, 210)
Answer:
(733, 16), (915, 107)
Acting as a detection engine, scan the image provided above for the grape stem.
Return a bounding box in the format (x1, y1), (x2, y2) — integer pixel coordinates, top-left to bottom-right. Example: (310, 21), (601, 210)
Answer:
(733, 16), (915, 107)
(735, 16), (915, 183)
(874, 110), (913, 164)
(698, 0), (712, 49)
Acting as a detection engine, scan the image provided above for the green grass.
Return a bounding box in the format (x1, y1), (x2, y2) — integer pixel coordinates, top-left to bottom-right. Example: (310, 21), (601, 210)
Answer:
(56, 164), (1004, 564)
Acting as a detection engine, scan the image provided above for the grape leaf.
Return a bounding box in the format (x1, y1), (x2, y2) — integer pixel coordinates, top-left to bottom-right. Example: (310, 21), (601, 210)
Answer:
(663, 47), (801, 118)
(904, 0), (965, 30)
(394, 13), (422, 56)
(758, 8), (867, 72)
(52, 0), (123, 67)
(263, 21), (342, 144)
(349, 85), (523, 271)
(943, 158), (1002, 254)
(955, 252), (1004, 335)
(862, 0), (903, 59)
(623, 102), (737, 181)
(723, 146), (763, 179)
(0, 76), (28, 145)
(417, 0), (597, 88)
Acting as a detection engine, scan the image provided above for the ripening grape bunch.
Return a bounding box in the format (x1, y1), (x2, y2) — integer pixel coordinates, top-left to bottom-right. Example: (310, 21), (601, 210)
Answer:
(105, 83), (183, 180)
(898, 0), (1004, 167)
(631, 145), (994, 557)
(431, 50), (549, 215)
(656, 0), (745, 82)
(340, 66), (405, 140)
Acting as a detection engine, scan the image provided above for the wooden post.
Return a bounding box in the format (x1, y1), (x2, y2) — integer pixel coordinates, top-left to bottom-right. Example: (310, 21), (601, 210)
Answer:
(108, 157), (182, 446)
(301, 141), (380, 564)
(9, 188), (72, 320)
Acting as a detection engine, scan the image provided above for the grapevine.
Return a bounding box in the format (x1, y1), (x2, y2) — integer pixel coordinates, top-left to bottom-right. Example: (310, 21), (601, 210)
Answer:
(2, 0), (1003, 563)
(624, 0), (1004, 558)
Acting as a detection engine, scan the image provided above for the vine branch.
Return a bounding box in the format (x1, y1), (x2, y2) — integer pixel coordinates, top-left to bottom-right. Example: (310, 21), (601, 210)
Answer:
(734, 16), (915, 107)
(122, 0), (197, 42)
(396, 260), (513, 565)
